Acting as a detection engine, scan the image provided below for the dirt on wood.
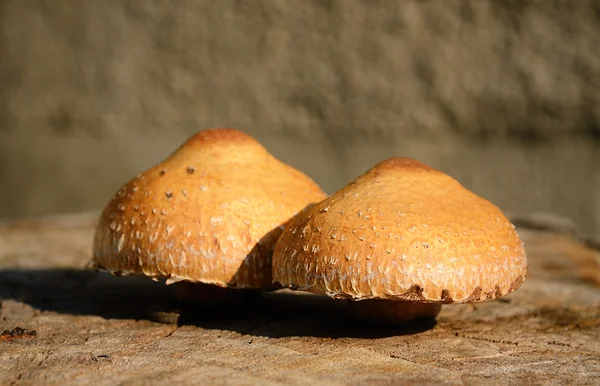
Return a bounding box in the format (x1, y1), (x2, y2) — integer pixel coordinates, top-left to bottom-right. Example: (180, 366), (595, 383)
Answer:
(0, 212), (599, 385)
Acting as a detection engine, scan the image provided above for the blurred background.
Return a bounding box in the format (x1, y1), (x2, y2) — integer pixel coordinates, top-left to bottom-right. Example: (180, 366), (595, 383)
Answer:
(0, 0), (598, 238)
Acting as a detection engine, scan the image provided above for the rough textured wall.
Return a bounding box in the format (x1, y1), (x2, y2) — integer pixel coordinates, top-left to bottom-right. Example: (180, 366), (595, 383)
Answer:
(0, 0), (599, 236)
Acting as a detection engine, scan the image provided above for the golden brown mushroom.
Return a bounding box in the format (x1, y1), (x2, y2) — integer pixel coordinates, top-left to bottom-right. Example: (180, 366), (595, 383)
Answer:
(91, 128), (327, 305)
(272, 158), (528, 325)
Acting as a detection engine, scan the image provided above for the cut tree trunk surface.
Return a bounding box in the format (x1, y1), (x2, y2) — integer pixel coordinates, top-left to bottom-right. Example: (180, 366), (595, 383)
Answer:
(1, 212), (599, 385)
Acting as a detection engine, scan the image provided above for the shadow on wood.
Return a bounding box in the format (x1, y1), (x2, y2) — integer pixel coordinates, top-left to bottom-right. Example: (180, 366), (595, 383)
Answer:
(0, 268), (437, 338)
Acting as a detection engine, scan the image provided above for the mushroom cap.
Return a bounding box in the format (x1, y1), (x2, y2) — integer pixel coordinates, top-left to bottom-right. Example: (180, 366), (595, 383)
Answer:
(272, 158), (527, 303)
(91, 128), (327, 289)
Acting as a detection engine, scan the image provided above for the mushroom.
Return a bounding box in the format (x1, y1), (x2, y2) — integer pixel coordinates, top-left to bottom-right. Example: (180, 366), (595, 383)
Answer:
(272, 158), (528, 325)
(91, 128), (327, 305)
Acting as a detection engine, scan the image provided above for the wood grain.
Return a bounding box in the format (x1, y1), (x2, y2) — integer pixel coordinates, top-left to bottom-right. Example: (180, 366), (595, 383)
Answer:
(1, 212), (599, 385)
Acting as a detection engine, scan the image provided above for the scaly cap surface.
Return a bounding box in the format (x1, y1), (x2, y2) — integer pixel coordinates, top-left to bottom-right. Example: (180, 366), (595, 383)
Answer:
(272, 158), (527, 303)
(92, 128), (327, 289)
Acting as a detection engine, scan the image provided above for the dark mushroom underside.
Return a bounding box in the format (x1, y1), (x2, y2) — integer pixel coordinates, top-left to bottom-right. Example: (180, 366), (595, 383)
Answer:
(347, 299), (442, 326)
(172, 282), (263, 308)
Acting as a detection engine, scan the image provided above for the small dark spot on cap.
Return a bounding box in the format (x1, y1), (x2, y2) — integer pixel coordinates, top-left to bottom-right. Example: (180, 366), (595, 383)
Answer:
(159, 169), (167, 176)
(187, 167), (195, 174)
(466, 287), (483, 302)
(401, 284), (426, 301)
(165, 191), (173, 199)
(508, 275), (524, 293)
(494, 285), (502, 299)
(484, 287), (499, 300)
(441, 289), (454, 303)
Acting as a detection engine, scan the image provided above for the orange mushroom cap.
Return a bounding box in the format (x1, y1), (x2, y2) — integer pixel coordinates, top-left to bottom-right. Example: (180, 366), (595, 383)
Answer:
(272, 158), (527, 303)
(91, 128), (327, 289)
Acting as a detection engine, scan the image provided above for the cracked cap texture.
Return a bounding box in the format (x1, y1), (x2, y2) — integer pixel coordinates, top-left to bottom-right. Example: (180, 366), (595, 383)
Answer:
(91, 128), (327, 289)
(272, 157), (528, 303)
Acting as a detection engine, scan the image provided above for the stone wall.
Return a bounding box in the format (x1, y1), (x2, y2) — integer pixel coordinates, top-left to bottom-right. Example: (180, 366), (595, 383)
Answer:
(1, 0), (599, 237)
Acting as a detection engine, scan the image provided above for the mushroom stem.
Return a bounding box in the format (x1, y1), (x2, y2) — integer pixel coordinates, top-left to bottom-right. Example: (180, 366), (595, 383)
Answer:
(347, 299), (442, 326)
(172, 282), (262, 308)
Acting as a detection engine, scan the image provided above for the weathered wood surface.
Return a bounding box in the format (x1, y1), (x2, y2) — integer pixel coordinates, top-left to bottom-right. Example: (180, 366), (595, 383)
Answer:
(1, 212), (599, 385)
